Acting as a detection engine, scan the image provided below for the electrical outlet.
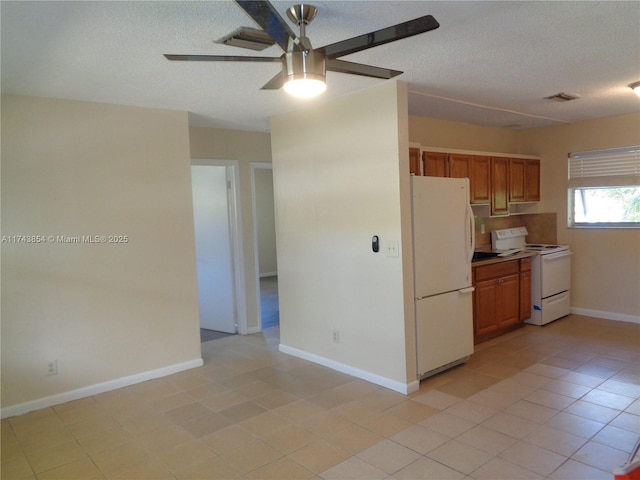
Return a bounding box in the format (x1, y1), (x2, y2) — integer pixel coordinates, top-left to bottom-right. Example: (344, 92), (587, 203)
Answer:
(46, 360), (58, 376)
(480, 224), (486, 234)
(332, 329), (339, 343)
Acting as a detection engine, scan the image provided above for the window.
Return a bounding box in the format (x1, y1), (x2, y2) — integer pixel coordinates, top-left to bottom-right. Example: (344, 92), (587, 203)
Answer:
(568, 146), (640, 228)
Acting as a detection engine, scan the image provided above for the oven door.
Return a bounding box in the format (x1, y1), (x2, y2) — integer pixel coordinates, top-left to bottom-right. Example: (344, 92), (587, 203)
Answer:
(541, 250), (572, 298)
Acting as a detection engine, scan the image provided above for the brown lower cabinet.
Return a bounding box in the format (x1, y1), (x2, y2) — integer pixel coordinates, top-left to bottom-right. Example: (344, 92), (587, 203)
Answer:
(519, 257), (532, 322)
(473, 258), (532, 344)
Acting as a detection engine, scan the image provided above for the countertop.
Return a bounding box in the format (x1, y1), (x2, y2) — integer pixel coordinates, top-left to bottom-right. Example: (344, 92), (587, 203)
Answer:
(471, 250), (537, 267)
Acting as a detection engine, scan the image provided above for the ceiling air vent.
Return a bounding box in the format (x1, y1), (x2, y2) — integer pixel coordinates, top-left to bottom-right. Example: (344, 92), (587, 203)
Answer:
(216, 27), (275, 51)
(544, 92), (581, 102)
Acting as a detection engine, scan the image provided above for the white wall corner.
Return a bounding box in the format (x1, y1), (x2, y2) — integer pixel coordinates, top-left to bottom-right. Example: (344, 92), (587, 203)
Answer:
(279, 344), (419, 395)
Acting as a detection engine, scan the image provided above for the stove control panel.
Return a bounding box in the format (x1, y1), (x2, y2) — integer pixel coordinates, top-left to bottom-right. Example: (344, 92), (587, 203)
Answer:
(491, 227), (528, 251)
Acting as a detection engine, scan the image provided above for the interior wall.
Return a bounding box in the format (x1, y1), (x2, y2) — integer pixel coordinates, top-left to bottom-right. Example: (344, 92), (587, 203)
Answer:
(189, 127), (272, 333)
(270, 81), (415, 390)
(254, 168), (277, 276)
(408, 116), (521, 154)
(519, 113), (640, 321)
(1, 95), (202, 412)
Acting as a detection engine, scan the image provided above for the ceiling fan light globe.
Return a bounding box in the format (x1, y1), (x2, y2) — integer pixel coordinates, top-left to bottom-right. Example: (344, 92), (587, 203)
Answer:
(284, 77), (326, 98)
(283, 49), (326, 98)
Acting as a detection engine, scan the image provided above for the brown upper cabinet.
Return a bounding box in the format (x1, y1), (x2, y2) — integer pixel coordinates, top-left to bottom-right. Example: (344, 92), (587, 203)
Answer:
(409, 147), (421, 176)
(490, 157), (509, 216)
(448, 153), (469, 179)
(471, 156), (492, 205)
(422, 151), (447, 177)
(509, 158), (540, 203)
(410, 148), (540, 214)
(449, 154), (491, 205)
(509, 158), (527, 203)
(525, 159), (541, 202)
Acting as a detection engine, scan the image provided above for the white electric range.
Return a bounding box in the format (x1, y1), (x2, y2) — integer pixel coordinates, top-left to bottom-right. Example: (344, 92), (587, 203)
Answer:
(491, 227), (572, 325)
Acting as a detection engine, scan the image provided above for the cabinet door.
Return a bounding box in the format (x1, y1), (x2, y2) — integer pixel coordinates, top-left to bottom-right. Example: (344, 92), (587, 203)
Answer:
(490, 157), (509, 215)
(474, 279), (498, 337)
(497, 274), (520, 328)
(409, 148), (421, 175)
(509, 158), (526, 203)
(520, 269), (532, 321)
(525, 159), (541, 201)
(422, 152), (447, 177)
(449, 154), (470, 179)
(470, 156), (491, 204)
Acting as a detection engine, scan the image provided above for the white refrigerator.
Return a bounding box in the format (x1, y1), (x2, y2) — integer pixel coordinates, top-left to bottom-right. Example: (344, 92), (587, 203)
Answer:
(411, 175), (475, 378)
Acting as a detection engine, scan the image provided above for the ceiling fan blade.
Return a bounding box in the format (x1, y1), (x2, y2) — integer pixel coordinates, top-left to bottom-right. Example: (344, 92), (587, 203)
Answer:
(260, 71), (286, 90)
(235, 1), (299, 53)
(164, 54), (281, 62)
(318, 15), (440, 59)
(327, 59), (402, 79)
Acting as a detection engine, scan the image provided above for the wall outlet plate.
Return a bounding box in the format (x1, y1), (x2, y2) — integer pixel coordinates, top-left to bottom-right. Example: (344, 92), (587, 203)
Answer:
(46, 360), (58, 376)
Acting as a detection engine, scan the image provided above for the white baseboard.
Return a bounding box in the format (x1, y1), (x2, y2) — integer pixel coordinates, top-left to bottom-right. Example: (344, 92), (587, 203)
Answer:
(571, 307), (640, 324)
(1, 358), (204, 419)
(259, 272), (277, 278)
(278, 344), (419, 395)
(246, 326), (262, 334)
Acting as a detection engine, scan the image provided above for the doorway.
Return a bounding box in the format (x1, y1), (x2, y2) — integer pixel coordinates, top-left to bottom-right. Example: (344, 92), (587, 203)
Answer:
(191, 161), (246, 336)
(251, 163), (279, 330)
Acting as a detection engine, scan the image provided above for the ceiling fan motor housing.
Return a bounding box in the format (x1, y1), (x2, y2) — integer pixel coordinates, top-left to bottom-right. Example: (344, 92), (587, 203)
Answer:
(284, 49), (326, 83)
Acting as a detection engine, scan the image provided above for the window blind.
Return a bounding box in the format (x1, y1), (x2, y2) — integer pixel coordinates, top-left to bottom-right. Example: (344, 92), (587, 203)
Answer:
(568, 145), (640, 188)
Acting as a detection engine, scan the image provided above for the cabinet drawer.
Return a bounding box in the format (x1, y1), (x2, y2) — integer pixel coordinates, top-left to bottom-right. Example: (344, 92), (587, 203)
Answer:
(474, 260), (519, 282)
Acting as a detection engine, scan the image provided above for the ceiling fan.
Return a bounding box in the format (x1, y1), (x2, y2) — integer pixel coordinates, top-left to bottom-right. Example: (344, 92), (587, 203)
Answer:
(164, 1), (440, 98)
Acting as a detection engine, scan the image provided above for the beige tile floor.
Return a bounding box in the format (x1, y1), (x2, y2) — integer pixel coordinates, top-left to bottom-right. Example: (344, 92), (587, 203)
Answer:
(2, 314), (639, 479)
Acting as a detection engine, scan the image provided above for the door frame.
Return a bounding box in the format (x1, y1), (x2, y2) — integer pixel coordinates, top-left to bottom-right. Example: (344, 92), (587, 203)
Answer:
(250, 162), (274, 332)
(192, 159), (247, 335)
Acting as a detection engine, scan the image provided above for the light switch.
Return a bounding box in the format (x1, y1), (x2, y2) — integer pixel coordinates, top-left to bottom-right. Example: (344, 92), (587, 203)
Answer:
(385, 240), (399, 257)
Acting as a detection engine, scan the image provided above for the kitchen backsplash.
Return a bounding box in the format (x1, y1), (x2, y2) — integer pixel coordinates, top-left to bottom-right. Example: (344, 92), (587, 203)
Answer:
(475, 213), (557, 249)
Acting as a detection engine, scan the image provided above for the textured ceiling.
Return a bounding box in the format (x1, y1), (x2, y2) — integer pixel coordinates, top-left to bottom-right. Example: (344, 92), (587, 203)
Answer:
(2, 1), (639, 132)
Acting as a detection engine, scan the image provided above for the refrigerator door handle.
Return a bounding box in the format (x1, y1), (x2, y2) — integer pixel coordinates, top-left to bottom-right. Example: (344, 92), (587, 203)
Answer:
(466, 202), (475, 263)
(459, 287), (475, 294)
